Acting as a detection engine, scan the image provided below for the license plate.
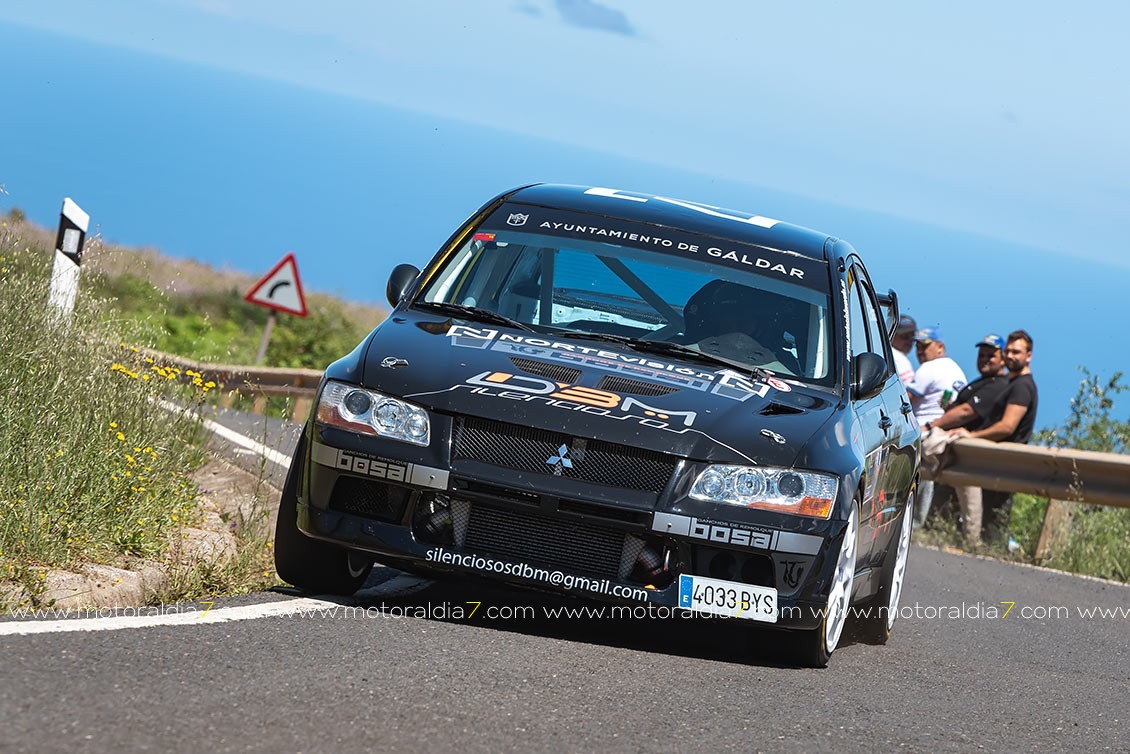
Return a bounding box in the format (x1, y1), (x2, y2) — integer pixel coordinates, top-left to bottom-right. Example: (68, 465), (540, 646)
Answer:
(678, 575), (778, 623)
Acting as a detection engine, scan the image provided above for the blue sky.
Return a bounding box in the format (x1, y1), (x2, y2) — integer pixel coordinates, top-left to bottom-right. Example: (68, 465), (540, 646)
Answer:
(2, 1), (1128, 426)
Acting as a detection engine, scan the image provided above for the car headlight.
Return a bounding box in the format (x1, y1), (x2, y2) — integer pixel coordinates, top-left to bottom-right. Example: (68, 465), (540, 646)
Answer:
(315, 381), (430, 447)
(690, 464), (839, 519)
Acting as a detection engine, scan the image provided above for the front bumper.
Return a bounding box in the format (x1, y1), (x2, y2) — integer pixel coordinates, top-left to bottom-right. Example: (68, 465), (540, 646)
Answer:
(296, 428), (848, 631)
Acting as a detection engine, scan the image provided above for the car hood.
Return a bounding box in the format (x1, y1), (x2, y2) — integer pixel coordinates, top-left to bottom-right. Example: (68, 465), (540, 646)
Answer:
(353, 311), (839, 466)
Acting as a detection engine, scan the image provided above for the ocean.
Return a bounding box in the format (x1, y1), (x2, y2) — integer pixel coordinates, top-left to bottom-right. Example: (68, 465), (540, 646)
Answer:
(3, 23), (1126, 427)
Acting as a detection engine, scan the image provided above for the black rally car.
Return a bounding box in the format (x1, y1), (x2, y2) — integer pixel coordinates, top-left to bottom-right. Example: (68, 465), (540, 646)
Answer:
(275, 184), (920, 666)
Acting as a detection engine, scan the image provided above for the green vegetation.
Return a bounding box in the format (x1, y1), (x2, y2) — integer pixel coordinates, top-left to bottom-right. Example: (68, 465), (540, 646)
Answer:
(0, 214), (386, 607)
(917, 370), (1130, 582)
(0, 224), (205, 605)
(1032, 371), (1130, 581)
(87, 254), (380, 370)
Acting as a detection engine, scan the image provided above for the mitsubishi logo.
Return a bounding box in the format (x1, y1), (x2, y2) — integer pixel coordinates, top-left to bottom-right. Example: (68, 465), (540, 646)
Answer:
(546, 444), (573, 475)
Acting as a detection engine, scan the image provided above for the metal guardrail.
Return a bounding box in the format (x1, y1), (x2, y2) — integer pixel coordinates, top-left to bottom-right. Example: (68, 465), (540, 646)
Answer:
(936, 438), (1130, 509)
(147, 350), (322, 421)
(155, 349), (1130, 561)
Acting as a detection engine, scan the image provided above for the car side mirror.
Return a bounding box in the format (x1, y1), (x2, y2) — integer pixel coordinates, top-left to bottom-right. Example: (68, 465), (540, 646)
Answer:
(853, 352), (888, 400)
(386, 263), (421, 307)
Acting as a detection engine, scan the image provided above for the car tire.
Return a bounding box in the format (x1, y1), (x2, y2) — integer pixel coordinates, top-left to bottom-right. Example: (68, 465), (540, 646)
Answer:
(853, 488), (915, 645)
(785, 503), (859, 668)
(274, 435), (374, 595)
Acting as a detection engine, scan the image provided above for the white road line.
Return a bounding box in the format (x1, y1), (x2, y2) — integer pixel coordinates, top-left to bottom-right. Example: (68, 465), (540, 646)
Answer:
(157, 399), (292, 469)
(1, 576), (435, 636)
(0, 596), (335, 636)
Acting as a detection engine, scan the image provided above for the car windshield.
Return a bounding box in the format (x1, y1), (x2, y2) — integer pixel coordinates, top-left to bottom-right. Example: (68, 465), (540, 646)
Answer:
(418, 207), (834, 384)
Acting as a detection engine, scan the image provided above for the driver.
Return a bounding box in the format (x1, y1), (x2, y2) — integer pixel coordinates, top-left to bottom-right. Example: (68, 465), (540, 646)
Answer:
(683, 280), (793, 374)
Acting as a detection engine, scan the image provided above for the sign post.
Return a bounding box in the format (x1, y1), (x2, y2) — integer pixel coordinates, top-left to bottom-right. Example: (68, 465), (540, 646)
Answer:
(244, 252), (308, 364)
(47, 198), (90, 321)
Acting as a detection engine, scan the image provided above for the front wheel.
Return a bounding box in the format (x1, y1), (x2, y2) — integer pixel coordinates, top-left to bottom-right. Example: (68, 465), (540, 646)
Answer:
(274, 436), (373, 595)
(785, 503), (859, 668)
(853, 489), (915, 644)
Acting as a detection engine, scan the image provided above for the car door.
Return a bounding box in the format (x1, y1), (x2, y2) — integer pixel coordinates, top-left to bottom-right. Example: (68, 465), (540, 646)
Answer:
(847, 261), (898, 565)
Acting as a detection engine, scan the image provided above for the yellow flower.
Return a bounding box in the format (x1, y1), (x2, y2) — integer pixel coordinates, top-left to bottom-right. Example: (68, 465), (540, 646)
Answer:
(116, 431), (125, 441)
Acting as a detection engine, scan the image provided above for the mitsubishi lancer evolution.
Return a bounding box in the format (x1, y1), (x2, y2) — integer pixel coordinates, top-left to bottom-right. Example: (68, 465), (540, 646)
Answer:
(274, 184), (921, 667)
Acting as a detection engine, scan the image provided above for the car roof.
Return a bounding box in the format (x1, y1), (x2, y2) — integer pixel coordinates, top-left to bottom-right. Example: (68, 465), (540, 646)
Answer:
(505, 184), (834, 261)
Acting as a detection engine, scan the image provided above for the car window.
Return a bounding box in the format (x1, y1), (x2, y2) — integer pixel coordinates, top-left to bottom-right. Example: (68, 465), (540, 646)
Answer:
(847, 267), (870, 359)
(420, 219), (835, 384)
(848, 263), (890, 363)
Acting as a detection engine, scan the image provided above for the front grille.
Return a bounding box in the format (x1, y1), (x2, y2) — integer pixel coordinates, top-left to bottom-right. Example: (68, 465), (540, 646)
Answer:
(328, 477), (409, 522)
(509, 356), (582, 384)
(557, 499), (650, 525)
(464, 504), (626, 579)
(453, 417), (676, 494)
(596, 374), (678, 397)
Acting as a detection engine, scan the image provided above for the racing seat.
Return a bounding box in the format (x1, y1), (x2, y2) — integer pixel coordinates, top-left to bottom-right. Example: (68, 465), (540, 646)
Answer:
(682, 280), (802, 375)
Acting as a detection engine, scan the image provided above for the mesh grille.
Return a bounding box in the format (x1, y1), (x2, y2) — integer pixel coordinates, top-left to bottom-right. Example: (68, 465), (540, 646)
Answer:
(596, 374), (678, 397)
(328, 477), (409, 522)
(464, 504), (626, 579)
(453, 417), (676, 494)
(508, 357), (582, 384)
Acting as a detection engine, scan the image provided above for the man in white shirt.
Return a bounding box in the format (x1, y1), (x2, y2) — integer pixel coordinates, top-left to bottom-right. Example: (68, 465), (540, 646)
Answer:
(909, 326), (968, 424)
(908, 326), (967, 524)
(890, 315), (916, 387)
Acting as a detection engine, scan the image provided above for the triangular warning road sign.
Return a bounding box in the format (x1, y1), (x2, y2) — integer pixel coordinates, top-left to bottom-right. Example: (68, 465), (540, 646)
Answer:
(245, 252), (308, 317)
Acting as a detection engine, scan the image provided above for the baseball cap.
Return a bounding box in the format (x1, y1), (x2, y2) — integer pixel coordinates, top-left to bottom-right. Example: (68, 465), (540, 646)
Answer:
(914, 326), (942, 344)
(975, 333), (1004, 350)
(894, 315), (917, 335)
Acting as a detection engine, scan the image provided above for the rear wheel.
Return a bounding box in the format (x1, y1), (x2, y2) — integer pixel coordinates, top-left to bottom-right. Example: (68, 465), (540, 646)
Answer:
(785, 503), (858, 668)
(274, 436), (373, 595)
(854, 489), (915, 644)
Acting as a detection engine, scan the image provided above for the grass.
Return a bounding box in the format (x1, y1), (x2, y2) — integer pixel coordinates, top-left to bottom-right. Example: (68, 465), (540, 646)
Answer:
(83, 237), (384, 370)
(0, 224), (207, 606)
(914, 491), (1130, 582)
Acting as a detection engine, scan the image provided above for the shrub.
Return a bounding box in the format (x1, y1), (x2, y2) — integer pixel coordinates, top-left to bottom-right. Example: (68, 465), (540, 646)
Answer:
(0, 227), (208, 603)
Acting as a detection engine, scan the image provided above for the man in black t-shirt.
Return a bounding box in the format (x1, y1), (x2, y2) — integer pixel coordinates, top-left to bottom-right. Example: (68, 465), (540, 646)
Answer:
(925, 334), (1011, 542)
(928, 334), (1011, 433)
(953, 329), (1039, 543)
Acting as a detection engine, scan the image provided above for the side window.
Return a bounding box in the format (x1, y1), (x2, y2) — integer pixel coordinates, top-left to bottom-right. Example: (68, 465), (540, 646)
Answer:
(851, 261), (892, 366)
(847, 268), (869, 359)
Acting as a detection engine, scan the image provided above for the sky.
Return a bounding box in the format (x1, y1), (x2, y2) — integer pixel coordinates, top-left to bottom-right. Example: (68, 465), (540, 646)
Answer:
(2, 0), (1128, 427)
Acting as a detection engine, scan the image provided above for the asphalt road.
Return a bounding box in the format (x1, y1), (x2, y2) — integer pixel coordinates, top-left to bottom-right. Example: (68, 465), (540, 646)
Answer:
(2, 546), (1127, 753)
(2, 412), (1126, 752)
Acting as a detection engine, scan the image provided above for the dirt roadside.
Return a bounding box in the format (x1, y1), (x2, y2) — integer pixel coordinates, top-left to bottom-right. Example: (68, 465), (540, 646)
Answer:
(1, 451), (282, 611)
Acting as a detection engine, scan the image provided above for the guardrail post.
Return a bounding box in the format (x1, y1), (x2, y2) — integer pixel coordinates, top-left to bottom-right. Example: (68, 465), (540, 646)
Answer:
(290, 397), (312, 423)
(1035, 499), (1076, 562)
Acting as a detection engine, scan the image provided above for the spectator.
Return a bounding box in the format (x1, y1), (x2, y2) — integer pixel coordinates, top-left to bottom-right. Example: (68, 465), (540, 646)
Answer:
(890, 315), (916, 386)
(927, 334), (1011, 545)
(908, 326), (967, 525)
(952, 329), (1038, 542)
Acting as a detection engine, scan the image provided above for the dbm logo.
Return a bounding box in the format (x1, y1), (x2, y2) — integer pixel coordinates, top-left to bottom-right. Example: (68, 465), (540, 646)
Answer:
(463, 371), (697, 428)
(689, 518), (772, 549)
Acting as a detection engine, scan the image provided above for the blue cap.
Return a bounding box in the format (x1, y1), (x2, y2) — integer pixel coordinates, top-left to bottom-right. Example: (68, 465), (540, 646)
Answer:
(895, 315), (917, 335)
(975, 333), (1004, 350)
(914, 326), (942, 344)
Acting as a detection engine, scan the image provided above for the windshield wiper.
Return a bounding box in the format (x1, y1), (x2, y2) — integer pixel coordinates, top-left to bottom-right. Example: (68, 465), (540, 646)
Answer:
(629, 339), (772, 380)
(412, 301), (534, 331)
(554, 331), (767, 379)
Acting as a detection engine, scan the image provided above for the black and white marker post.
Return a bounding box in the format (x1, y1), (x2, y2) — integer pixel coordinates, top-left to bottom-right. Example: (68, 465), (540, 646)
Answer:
(47, 198), (90, 322)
